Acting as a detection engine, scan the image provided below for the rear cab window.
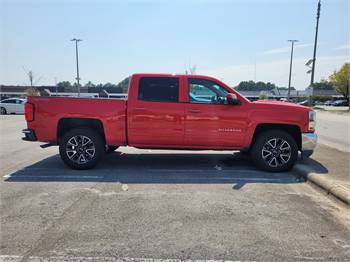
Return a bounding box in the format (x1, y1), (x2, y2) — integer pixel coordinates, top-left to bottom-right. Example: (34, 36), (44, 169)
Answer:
(138, 77), (179, 103)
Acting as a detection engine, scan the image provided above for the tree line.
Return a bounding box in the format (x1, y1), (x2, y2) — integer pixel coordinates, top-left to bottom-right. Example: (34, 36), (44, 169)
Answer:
(28, 63), (348, 100)
(234, 63), (349, 100)
(56, 77), (130, 93)
(234, 81), (296, 91)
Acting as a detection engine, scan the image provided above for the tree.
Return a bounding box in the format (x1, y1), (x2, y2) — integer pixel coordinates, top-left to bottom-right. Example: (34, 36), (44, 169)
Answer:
(329, 63), (350, 100)
(312, 80), (333, 90)
(189, 65), (197, 75)
(259, 92), (269, 100)
(116, 77), (131, 93)
(235, 81), (256, 91)
(85, 81), (95, 88)
(235, 81), (278, 91)
(24, 87), (40, 96)
(57, 81), (71, 87)
(22, 68), (43, 87)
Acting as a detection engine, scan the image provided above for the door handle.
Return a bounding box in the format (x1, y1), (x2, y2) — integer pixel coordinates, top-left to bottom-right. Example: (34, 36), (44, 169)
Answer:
(188, 109), (201, 113)
(135, 107), (145, 111)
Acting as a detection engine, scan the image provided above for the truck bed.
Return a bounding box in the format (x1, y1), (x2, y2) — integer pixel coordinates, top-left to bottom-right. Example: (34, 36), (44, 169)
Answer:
(26, 96), (127, 146)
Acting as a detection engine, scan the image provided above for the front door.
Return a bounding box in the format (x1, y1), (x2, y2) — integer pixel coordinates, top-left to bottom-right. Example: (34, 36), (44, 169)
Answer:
(184, 78), (247, 148)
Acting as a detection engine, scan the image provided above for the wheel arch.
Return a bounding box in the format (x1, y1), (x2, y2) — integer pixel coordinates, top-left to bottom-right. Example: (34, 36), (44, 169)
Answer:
(251, 123), (301, 151)
(57, 118), (106, 144)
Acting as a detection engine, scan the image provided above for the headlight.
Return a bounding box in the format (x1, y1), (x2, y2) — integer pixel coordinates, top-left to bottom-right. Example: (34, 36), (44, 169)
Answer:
(309, 111), (316, 131)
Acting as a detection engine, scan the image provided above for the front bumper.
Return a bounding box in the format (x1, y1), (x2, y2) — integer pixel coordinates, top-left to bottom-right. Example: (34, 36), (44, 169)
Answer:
(22, 129), (37, 141)
(301, 132), (317, 157)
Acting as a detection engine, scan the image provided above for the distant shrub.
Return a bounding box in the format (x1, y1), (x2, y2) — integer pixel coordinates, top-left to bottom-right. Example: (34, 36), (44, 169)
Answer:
(259, 92), (269, 100)
(24, 87), (40, 96)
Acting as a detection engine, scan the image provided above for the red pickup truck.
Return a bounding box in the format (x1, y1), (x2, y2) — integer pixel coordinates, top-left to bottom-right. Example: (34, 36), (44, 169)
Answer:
(23, 73), (317, 172)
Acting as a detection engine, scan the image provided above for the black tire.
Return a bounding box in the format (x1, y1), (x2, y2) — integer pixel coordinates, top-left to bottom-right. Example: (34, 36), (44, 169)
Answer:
(239, 149), (250, 156)
(251, 130), (298, 172)
(0, 107), (6, 115)
(59, 128), (105, 170)
(106, 146), (119, 154)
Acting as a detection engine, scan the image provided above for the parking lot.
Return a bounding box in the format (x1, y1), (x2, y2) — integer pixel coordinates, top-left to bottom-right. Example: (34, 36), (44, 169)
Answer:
(1, 115), (350, 261)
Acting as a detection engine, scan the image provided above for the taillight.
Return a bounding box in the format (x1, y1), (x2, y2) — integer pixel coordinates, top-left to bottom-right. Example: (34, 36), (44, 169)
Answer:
(25, 103), (34, 122)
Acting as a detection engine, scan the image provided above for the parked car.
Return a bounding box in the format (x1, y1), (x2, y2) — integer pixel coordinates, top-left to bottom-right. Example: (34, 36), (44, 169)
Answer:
(324, 100), (334, 106)
(0, 98), (26, 114)
(332, 100), (349, 106)
(314, 101), (324, 106)
(22, 73), (317, 172)
(298, 100), (310, 106)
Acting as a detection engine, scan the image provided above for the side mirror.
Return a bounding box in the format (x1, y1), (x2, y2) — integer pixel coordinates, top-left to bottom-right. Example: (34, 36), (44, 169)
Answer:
(226, 93), (241, 105)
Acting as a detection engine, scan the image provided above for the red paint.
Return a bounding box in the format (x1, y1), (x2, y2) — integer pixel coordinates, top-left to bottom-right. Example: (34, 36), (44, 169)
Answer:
(25, 73), (313, 149)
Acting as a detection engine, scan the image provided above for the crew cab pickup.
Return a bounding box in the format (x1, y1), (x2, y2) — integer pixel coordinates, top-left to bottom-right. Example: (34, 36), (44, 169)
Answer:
(23, 73), (317, 172)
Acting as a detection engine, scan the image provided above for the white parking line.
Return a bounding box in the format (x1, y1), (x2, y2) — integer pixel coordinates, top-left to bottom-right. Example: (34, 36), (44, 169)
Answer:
(146, 169), (260, 172)
(0, 255), (255, 262)
(3, 174), (103, 179)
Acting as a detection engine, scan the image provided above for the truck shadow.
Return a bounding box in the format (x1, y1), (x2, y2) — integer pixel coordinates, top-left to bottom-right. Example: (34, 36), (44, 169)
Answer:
(4, 150), (324, 189)
(298, 156), (329, 174)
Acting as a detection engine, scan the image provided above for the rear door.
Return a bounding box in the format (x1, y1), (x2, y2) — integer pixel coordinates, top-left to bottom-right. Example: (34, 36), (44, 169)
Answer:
(127, 76), (185, 146)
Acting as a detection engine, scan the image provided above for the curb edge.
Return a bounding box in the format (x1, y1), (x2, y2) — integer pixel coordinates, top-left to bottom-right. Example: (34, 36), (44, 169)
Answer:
(293, 164), (350, 206)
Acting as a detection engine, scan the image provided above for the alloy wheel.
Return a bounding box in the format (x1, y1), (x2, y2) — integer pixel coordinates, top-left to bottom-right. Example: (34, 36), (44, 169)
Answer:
(261, 138), (291, 168)
(65, 135), (95, 164)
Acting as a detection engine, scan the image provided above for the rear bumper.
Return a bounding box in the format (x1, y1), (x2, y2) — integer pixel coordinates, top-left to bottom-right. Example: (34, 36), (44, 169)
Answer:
(22, 129), (37, 141)
(301, 132), (317, 157)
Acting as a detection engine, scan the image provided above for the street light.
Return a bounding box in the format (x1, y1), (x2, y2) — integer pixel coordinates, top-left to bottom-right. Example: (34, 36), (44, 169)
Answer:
(287, 39), (298, 102)
(71, 38), (82, 97)
(305, 59), (313, 74)
(310, 0), (321, 86)
(309, 0), (321, 106)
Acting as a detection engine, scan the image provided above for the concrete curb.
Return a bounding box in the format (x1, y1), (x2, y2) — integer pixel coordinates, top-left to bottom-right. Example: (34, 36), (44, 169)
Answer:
(293, 164), (350, 206)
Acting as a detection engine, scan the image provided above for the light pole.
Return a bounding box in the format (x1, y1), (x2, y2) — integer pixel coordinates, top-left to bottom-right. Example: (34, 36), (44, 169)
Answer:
(310, 0), (321, 86)
(71, 38), (82, 97)
(54, 77), (57, 96)
(309, 0), (321, 106)
(287, 40), (298, 102)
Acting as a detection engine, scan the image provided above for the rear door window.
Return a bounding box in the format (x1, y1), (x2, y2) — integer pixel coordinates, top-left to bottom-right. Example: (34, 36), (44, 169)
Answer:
(138, 77), (179, 103)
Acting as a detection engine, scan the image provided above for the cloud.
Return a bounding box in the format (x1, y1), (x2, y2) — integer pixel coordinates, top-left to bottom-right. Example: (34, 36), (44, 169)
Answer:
(202, 55), (350, 90)
(263, 43), (313, 55)
(335, 43), (350, 50)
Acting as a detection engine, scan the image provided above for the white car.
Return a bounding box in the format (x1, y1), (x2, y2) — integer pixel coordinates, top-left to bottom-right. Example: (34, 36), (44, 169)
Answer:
(0, 98), (26, 114)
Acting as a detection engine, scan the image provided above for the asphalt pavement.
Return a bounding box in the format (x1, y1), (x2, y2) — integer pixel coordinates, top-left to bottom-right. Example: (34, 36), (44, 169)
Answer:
(1, 115), (350, 261)
(315, 110), (350, 153)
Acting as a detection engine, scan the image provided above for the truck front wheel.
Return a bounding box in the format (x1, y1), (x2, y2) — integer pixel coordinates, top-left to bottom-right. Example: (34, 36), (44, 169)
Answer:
(59, 128), (105, 170)
(251, 130), (298, 172)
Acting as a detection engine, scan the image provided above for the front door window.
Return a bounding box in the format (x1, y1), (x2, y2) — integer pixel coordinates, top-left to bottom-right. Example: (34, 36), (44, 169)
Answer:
(188, 78), (228, 105)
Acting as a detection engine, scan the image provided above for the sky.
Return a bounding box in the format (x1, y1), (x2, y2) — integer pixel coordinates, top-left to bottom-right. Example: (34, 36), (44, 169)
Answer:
(1, 0), (349, 90)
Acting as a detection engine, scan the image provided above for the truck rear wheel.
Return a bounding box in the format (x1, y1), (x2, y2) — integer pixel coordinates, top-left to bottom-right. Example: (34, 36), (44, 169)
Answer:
(251, 130), (298, 172)
(59, 128), (105, 170)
